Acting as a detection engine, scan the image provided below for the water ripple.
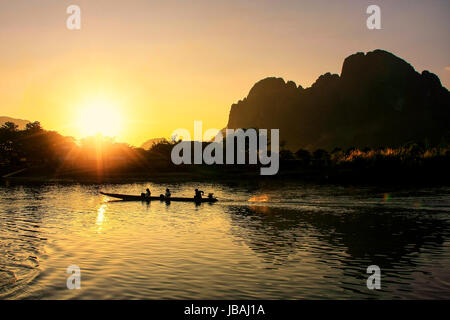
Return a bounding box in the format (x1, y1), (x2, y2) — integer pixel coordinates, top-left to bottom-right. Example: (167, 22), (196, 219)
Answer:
(0, 182), (449, 299)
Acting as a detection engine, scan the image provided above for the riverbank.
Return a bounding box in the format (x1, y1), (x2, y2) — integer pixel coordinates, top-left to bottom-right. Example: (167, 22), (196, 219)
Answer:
(2, 163), (449, 186)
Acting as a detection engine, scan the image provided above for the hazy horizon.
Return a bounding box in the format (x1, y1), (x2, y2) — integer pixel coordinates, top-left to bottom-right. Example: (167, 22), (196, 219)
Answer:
(1, 0), (449, 147)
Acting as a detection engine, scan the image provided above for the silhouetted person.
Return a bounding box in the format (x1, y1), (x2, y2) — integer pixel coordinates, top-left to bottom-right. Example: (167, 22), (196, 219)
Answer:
(165, 188), (171, 198)
(194, 188), (204, 200)
(141, 188), (151, 198)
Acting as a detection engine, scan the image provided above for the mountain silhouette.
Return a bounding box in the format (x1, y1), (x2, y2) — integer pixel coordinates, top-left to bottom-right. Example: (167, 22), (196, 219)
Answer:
(140, 137), (167, 150)
(0, 117), (30, 130)
(226, 49), (450, 151)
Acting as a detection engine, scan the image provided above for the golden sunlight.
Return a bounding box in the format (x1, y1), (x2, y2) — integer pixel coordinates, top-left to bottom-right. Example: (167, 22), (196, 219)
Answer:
(76, 99), (122, 137)
(248, 195), (270, 202)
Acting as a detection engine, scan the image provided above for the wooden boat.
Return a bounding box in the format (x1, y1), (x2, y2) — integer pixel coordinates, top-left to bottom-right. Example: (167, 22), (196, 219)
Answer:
(100, 191), (218, 203)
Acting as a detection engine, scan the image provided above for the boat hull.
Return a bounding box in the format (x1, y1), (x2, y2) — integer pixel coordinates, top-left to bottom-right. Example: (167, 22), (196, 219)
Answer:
(100, 192), (218, 203)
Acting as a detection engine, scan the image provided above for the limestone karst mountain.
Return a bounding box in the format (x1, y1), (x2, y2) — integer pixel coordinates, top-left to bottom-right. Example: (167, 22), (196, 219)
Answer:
(226, 50), (450, 151)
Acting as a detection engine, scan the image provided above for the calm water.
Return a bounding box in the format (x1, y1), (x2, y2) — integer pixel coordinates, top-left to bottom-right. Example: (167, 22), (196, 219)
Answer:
(0, 181), (449, 299)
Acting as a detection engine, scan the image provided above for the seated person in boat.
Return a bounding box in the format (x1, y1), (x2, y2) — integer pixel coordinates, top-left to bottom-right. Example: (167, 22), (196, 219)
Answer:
(194, 188), (204, 199)
(143, 188), (151, 198)
(165, 188), (171, 198)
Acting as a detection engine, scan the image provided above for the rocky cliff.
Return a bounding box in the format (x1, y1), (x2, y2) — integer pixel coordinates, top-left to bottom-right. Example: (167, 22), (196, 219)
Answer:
(227, 50), (450, 150)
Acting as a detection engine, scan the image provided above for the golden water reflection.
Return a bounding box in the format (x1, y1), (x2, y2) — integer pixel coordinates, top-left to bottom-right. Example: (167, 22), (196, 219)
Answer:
(96, 203), (107, 231)
(0, 183), (449, 299)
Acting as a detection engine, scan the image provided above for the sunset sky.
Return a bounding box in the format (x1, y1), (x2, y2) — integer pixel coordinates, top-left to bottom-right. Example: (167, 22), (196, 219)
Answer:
(1, 0), (449, 147)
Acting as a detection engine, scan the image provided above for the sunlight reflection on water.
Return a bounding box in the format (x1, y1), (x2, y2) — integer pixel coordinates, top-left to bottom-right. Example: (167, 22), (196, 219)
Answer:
(0, 182), (449, 299)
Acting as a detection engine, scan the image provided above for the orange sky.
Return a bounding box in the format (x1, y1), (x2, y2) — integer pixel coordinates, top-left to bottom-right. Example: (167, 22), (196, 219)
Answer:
(1, 0), (449, 147)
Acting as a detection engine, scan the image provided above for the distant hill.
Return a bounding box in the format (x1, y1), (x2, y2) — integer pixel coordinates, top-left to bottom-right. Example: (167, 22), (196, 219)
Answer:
(226, 49), (450, 151)
(140, 138), (167, 150)
(0, 116), (30, 130)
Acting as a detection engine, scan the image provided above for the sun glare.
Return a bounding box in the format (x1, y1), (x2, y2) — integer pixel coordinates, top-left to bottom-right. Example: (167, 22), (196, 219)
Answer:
(77, 100), (122, 138)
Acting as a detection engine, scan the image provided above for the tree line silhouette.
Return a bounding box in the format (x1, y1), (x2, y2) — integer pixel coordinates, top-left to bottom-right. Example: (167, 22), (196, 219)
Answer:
(0, 120), (448, 183)
(0, 121), (176, 178)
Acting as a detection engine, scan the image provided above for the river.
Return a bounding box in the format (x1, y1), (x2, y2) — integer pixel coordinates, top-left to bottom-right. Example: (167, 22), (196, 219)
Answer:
(0, 182), (449, 299)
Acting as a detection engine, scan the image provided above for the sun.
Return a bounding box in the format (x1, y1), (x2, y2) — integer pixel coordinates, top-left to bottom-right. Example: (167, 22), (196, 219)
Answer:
(76, 99), (122, 138)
